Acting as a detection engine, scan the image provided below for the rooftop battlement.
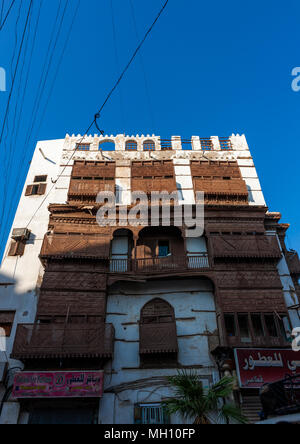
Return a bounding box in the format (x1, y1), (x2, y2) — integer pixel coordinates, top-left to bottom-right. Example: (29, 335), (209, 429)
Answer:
(62, 133), (249, 153)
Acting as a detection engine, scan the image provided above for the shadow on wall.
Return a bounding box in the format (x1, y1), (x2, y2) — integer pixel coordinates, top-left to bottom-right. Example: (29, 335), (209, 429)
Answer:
(0, 270), (25, 416)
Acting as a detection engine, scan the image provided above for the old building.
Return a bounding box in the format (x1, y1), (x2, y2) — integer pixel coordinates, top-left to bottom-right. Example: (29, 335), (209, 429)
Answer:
(0, 133), (299, 424)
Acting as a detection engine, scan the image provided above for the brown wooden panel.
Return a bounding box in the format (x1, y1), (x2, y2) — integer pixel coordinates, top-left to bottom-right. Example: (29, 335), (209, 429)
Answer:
(72, 160), (116, 177)
(211, 234), (282, 259)
(140, 323), (178, 354)
(11, 323), (115, 359)
(131, 178), (177, 194)
(40, 234), (111, 259)
(37, 291), (106, 317)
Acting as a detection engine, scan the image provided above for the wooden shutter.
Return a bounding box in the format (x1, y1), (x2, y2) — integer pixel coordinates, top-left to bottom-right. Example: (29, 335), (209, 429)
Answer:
(8, 241), (18, 256)
(8, 240), (25, 257)
(25, 185), (33, 196)
(16, 240), (26, 256)
(38, 183), (47, 195)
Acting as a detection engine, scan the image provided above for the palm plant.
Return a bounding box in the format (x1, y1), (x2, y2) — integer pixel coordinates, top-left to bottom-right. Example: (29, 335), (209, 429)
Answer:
(164, 371), (248, 424)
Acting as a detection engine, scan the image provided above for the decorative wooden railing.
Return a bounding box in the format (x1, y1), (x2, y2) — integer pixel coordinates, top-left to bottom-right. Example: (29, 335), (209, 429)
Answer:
(109, 254), (210, 273)
(11, 323), (115, 360)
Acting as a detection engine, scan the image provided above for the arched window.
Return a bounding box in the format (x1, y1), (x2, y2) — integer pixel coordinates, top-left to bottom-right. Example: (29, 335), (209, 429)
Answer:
(125, 140), (137, 151)
(139, 299), (178, 364)
(99, 141), (115, 151)
(141, 298), (175, 324)
(143, 140), (155, 151)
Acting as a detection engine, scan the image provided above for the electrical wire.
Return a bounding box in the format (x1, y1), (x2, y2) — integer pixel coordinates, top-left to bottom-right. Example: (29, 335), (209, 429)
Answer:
(23, 0), (68, 150)
(0, 0), (4, 25)
(0, 0), (33, 240)
(128, 0), (156, 132)
(1, 0), (80, 242)
(0, 0), (71, 247)
(10, 0), (22, 85)
(13, 0), (170, 232)
(110, 0), (126, 133)
(0, 0), (16, 32)
(0, 1), (43, 247)
(0, 0), (33, 146)
(97, 0), (169, 118)
(34, 0), (81, 138)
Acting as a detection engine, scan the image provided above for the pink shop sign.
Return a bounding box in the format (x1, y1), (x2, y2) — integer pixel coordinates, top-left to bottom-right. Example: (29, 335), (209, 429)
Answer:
(12, 371), (104, 399)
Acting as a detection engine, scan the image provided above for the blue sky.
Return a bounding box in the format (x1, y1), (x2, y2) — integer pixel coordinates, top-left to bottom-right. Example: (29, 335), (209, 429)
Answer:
(0, 0), (299, 260)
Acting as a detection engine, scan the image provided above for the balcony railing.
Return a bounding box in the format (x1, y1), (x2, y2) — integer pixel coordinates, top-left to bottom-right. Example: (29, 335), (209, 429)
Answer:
(11, 323), (115, 360)
(109, 254), (210, 273)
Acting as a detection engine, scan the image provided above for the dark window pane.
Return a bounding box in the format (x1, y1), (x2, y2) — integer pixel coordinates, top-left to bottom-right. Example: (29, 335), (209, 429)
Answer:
(265, 315), (278, 337)
(34, 175), (47, 183)
(251, 314), (264, 337)
(158, 241), (170, 257)
(32, 185), (39, 195)
(238, 314), (251, 342)
(224, 314), (236, 337)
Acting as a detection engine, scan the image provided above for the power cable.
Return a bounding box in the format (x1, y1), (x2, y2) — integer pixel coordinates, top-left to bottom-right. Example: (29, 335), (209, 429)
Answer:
(0, 0), (23, 222)
(96, 0), (169, 118)
(0, 0), (16, 32)
(110, 0), (126, 133)
(0, 0), (78, 248)
(0, 0), (33, 146)
(22, 0), (170, 231)
(10, 0), (22, 84)
(23, 0), (67, 150)
(0, 1), (42, 245)
(128, 0), (156, 132)
(0, 0), (33, 237)
(33, 0), (81, 138)
(0, 0), (4, 24)
(0, 0), (69, 246)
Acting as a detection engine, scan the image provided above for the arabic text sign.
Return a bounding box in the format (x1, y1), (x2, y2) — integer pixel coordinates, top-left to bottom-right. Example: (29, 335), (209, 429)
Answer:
(234, 349), (300, 389)
(12, 371), (104, 399)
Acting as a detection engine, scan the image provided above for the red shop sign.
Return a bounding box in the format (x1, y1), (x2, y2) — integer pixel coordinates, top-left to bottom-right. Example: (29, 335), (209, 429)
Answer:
(234, 348), (300, 389)
(12, 371), (104, 399)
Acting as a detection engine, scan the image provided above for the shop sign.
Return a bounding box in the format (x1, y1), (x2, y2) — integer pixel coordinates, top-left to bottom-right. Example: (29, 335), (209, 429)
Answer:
(234, 349), (300, 389)
(12, 371), (104, 398)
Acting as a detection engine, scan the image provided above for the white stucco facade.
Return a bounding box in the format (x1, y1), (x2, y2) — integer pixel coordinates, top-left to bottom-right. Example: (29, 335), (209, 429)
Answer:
(0, 133), (297, 424)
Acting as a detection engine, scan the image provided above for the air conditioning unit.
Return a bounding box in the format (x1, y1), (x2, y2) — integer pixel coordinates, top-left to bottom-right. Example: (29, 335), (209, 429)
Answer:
(11, 228), (31, 241)
(0, 361), (8, 383)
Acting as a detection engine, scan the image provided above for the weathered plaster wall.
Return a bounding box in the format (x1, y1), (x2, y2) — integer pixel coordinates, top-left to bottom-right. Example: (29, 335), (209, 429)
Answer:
(100, 278), (218, 424)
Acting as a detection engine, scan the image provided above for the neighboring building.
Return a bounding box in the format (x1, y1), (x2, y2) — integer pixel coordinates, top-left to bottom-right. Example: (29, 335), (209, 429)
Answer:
(0, 133), (299, 424)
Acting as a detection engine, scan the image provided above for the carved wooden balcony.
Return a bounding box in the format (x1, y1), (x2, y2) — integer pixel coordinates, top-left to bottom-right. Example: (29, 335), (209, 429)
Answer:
(109, 254), (210, 274)
(40, 234), (111, 261)
(11, 323), (115, 360)
(139, 322), (178, 355)
(211, 234), (282, 260)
